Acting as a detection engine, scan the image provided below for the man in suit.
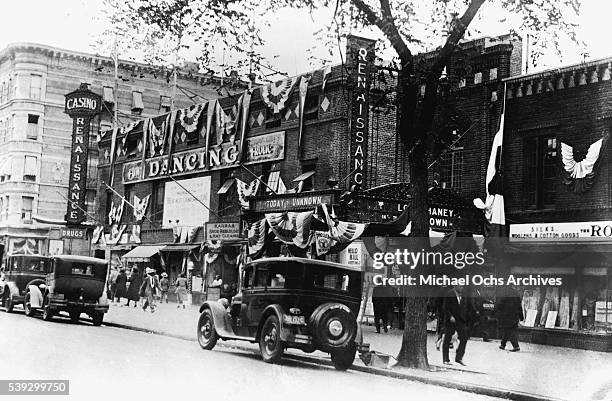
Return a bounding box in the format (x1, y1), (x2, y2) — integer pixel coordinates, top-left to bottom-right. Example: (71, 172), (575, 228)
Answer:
(140, 267), (162, 313)
(441, 285), (473, 365)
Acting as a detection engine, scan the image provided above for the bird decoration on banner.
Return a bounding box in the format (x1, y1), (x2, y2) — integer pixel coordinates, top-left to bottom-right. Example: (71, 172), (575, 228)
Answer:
(148, 115), (168, 157)
(236, 177), (261, 208)
(178, 103), (205, 133)
(132, 194), (151, 223)
(560, 134), (608, 193)
(261, 76), (299, 114)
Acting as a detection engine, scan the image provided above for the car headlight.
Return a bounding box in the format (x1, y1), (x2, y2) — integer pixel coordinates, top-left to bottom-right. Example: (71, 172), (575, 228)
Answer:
(328, 319), (343, 337)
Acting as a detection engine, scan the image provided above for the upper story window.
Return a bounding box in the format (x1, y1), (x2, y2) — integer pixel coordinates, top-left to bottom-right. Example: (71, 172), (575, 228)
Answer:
(303, 94), (319, 121)
(151, 181), (165, 227)
(439, 146), (464, 192)
(294, 163), (316, 192)
(27, 114), (39, 140)
(21, 196), (33, 223)
(23, 156), (37, 182)
(131, 91), (144, 115)
(489, 68), (498, 81)
(29, 74), (42, 100)
(0, 81), (6, 104)
(103, 86), (115, 104)
(525, 136), (557, 209)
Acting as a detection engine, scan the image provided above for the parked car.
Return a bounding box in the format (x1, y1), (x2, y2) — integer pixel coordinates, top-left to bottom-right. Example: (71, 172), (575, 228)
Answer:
(0, 254), (51, 313)
(197, 257), (369, 370)
(24, 255), (109, 325)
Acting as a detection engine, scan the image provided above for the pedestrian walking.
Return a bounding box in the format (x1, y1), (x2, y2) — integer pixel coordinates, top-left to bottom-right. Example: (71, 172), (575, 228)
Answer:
(160, 272), (169, 303)
(108, 268), (119, 302)
(372, 284), (394, 333)
(175, 273), (188, 309)
(496, 285), (524, 352)
(441, 285), (474, 366)
(125, 267), (142, 307)
(114, 269), (128, 304)
(140, 267), (162, 313)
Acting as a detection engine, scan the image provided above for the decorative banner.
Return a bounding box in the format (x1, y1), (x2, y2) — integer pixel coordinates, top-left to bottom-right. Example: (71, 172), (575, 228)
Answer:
(261, 77), (299, 114)
(108, 199), (125, 225)
(206, 221), (241, 241)
(236, 177), (261, 208)
(560, 134), (608, 193)
(509, 221), (612, 242)
(91, 225), (104, 245)
(298, 73), (312, 155)
(130, 224), (142, 244)
(236, 90), (252, 162)
(178, 103), (205, 133)
(132, 194), (151, 222)
(347, 35), (375, 189)
(106, 224), (127, 245)
(64, 83), (101, 224)
(321, 65), (332, 92)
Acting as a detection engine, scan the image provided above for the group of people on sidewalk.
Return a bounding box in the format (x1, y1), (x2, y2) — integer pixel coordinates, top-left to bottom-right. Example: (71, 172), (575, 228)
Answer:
(107, 266), (191, 312)
(434, 284), (524, 366)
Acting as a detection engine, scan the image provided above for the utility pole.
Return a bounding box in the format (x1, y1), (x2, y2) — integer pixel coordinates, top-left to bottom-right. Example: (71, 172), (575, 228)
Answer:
(112, 32), (119, 131)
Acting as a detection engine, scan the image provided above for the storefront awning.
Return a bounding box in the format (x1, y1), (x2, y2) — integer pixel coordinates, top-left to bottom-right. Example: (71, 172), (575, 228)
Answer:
(161, 244), (200, 252)
(121, 245), (164, 261)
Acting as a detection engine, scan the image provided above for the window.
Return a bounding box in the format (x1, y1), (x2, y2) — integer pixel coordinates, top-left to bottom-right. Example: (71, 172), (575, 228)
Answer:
(160, 96), (171, 113)
(303, 94), (319, 121)
(29, 74), (42, 100)
(151, 181), (165, 226)
(0, 119), (5, 142)
(294, 163), (316, 192)
(439, 147), (464, 192)
(525, 136), (557, 208)
(2, 195), (8, 220)
(266, 170), (281, 194)
(21, 196), (33, 222)
(23, 156), (37, 182)
(489, 68), (498, 81)
(7, 114), (14, 140)
(27, 114), (39, 140)
(0, 81), (6, 103)
(265, 109), (281, 129)
(474, 72), (482, 84)
(0, 157), (10, 182)
(103, 86), (115, 104)
(131, 91), (144, 115)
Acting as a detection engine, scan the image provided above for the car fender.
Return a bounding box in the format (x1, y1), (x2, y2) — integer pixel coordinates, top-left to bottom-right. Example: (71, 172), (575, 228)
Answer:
(27, 285), (43, 308)
(199, 301), (236, 338)
(4, 281), (20, 298)
(256, 304), (289, 342)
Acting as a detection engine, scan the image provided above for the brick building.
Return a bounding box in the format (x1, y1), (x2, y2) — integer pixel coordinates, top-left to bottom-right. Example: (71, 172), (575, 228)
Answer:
(0, 43), (227, 259)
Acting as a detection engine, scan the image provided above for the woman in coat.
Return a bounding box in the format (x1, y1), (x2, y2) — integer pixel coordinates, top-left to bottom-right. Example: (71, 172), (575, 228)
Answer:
(125, 267), (142, 307)
(496, 285), (524, 352)
(114, 269), (128, 303)
(175, 273), (188, 309)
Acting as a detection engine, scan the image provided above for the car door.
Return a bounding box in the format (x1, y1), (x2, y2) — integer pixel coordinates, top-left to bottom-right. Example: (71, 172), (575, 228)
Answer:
(243, 264), (269, 334)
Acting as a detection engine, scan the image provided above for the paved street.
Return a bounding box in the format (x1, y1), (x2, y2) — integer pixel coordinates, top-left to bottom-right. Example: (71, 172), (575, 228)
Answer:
(97, 301), (612, 401)
(0, 310), (502, 401)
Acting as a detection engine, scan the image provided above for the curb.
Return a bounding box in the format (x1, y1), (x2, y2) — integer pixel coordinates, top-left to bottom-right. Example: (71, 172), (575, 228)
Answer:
(103, 321), (564, 401)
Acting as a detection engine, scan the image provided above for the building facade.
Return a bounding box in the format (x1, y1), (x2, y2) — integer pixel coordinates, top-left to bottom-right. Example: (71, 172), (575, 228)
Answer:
(0, 43), (228, 259)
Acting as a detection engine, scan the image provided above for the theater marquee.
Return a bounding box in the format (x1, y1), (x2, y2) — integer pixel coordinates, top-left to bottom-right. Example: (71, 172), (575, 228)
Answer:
(64, 83), (101, 224)
(122, 131), (285, 183)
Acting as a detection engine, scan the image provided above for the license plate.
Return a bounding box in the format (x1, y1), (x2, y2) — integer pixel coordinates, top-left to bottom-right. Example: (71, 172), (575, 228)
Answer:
(283, 315), (306, 325)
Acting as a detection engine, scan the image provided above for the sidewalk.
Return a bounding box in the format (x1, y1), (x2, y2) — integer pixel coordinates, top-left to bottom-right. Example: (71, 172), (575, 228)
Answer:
(102, 301), (612, 401)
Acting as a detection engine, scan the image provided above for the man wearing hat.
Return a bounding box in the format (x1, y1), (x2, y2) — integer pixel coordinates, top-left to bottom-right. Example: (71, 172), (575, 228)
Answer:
(159, 272), (170, 303)
(139, 267), (163, 313)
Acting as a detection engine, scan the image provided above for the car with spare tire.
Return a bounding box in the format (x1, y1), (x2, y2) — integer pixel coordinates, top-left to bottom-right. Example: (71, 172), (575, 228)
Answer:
(1, 254), (51, 313)
(197, 257), (369, 370)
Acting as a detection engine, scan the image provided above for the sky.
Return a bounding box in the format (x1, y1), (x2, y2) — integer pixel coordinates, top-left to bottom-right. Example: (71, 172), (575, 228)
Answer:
(1, 0), (611, 78)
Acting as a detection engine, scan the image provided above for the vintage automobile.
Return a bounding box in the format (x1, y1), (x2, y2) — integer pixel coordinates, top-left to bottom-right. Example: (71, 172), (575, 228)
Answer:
(0, 254), (51, 313)
(197, 257), (369, 370)
(24, 255), (109, 325)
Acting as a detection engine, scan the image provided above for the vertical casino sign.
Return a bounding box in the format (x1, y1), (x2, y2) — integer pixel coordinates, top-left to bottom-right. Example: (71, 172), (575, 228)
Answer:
(64, 83), (101, 224)
(347, 35), (375, 189)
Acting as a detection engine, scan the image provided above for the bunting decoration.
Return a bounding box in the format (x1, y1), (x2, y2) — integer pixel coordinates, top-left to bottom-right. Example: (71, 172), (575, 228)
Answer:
(265, 211), (315, 248)
(107, 224), (127, 245)
(108, 199), (125, 225)
(148, 114), (169, 157)
(236, 90), (252, 162)
(130, 225), (142, 244)
(260, 77), (299, 114)
(321, 204), (367, 243)
(321, 65), (332, 92)
(248, 219), (267, 256)
(560, 134), (608, 193)
(298, 74), (312, 154)
(178, 103), (205, 133)
(236, 177), (261, 208)
(91, 225), (104, 245)
(132, 194), (151, 222)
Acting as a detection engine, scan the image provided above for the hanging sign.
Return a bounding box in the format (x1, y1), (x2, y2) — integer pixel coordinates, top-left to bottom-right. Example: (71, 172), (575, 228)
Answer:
(205, 221), (242, 241)
(253, 192), (335, 212)
(64, 83), (101, 225)
(509, 221), (612, 242)
(347, 35), (375, 189)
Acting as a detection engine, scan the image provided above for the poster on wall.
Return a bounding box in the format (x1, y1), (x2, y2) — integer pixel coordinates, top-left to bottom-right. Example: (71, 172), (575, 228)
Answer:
(49, 240), (64, 256)
(162, 176), (211, 228)
(339, 242), (364, 268)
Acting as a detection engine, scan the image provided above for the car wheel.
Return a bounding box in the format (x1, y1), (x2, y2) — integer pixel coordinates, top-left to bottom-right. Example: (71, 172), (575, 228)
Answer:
(24, 292), (35, 317)
(197, 309), (218, 350)
(92, 312), (104, 326)
(330, 343), (357, 371)
(3, 292), (14, 313)
(42, 296), (54, 321)
(69, 311), (80, 323)
(259, 314), (284, 363)
(312, 307), (357, 353)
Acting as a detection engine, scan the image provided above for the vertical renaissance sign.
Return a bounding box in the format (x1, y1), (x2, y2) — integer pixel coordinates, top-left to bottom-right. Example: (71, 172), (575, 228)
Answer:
(64, 83), (101, 224)
(347, 35), (375, 189)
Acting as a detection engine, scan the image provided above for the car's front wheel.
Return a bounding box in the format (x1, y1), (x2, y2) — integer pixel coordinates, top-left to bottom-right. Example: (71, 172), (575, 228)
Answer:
(331, 343), (356, 371)
(42, 296), (54, 321)
(259, 315), (284, 363)
(197, 309), (218, 350)
(3, 291), (14, 313)
(24, 292), (35, 317)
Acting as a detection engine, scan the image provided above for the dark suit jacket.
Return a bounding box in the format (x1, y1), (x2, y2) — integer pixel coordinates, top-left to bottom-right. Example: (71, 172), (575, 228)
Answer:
(442, 289), (472, 325)
(139, 275), (162, 297)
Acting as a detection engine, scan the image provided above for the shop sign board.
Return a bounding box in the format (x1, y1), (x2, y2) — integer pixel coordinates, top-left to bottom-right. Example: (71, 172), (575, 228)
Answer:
(60, 227), (87, 239)
(205, 221), (242, 241)
(339, 242), (363, 268)
(122, 131), (285, 184)
(254, 193), (334, 212)
(347, 35), (375, 189)
(162, 176), (211, 228)
(64, 83), (101, 224)
(509, 221), (612, 242)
